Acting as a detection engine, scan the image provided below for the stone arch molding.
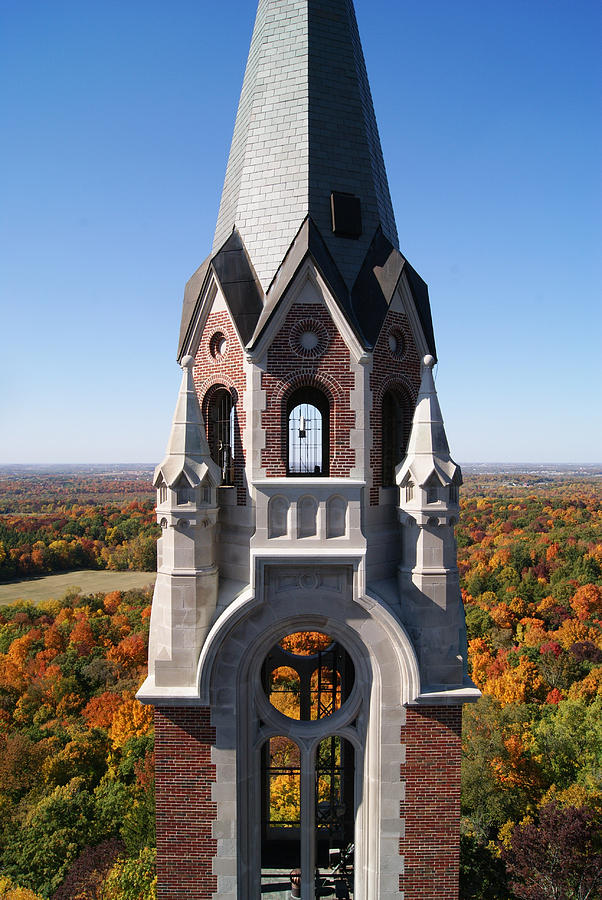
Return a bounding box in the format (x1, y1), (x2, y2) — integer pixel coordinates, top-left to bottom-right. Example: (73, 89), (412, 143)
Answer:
(197, 572), (421, 900)
(197, 578), (420, 709)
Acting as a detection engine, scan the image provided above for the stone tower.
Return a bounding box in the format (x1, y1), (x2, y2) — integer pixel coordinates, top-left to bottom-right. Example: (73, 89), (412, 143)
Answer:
(138, 1), (479, 898)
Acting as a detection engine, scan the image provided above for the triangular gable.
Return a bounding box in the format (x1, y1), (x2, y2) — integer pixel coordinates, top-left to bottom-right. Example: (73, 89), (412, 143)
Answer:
(177, 229), (264, 361)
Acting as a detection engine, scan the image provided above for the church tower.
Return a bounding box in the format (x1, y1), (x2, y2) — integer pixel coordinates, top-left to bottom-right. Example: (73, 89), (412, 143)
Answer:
(138, 1), (479, 897)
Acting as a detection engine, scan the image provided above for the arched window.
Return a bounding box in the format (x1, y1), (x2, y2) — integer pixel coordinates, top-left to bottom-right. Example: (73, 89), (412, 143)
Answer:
(381, 389), (408, 486)
(287, 387), (330, 476)
(207, 388), (235, 485)
(260, 631), (356, 891)
(315, 735), (355, 873)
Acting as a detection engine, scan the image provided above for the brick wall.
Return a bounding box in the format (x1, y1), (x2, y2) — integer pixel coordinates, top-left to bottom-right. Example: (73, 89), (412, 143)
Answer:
(193, 310), (247, 504)
(261, 303), (356, 476)
(369, 309), (421, 504)
(400, 705), (462, 899)
(155, 707), (218, 899)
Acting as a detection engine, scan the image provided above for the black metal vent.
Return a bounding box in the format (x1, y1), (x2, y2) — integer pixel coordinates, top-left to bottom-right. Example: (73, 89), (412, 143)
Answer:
(330, 191), (362, 238)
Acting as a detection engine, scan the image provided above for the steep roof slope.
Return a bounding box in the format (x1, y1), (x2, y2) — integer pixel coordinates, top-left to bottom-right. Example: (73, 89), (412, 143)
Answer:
(212, 0), (398, 291)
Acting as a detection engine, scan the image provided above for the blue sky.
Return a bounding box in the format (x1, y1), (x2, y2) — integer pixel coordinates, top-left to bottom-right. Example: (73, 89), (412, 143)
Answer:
(1, 0), (600, 464)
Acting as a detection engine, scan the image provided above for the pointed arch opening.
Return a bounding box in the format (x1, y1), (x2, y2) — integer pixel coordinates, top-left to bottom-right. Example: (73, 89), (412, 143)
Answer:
(262, 735), (301, 869)
(381, 388), (411, 487)
(315, 735), (355, 887)
(259, 629), (357, 895)
(207, 386), (235, 485)
(287, 386), (330, 476)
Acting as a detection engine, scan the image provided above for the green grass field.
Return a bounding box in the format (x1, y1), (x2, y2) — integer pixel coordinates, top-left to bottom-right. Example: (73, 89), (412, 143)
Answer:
(0, 570), (157, 606)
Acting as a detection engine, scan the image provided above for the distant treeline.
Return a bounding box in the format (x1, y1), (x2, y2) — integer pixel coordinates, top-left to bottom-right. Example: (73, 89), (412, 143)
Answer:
(0, 473), (157, 583)
(0, 472), (154, 515)
(0, 503), (158, 581)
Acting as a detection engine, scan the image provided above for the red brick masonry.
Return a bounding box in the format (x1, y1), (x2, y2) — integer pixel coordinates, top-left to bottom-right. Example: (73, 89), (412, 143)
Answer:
(400, 705), (463, 899)
(155, 707), (217, 899)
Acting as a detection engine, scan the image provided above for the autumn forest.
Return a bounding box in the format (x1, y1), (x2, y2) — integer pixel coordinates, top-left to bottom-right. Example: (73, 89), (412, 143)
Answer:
(0, 467), (600, 899)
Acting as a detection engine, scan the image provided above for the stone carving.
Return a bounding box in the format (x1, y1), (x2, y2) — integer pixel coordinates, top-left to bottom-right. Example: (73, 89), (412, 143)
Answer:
(297, 495), (318, 538)
(268, 496), (289, 538)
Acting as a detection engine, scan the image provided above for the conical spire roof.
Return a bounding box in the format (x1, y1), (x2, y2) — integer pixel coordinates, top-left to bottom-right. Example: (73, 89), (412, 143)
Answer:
(154, 356), (221, 489)
(396, 356), (462, 488)
(213, 0), (398, 292)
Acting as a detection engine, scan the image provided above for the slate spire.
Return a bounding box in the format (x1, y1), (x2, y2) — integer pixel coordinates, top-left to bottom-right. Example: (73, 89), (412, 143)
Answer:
(213, 0), (398, 291)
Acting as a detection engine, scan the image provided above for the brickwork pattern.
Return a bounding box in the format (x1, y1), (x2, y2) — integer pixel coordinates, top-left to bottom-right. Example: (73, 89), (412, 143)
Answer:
(369, 309), (421, 504)
(155, 707), (218, 900)
(261, 303), (355, 476)
(193, 310), (247, 505)
(400, 705), (462, 899)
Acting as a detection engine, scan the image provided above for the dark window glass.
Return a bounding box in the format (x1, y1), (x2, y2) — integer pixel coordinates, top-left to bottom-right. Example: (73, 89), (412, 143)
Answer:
(208, 388), (234, 485)
(382, 390), (405, 486)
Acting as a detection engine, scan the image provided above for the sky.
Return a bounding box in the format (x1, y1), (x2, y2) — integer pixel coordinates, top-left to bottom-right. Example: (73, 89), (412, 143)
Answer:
(1, 0), (600, 465)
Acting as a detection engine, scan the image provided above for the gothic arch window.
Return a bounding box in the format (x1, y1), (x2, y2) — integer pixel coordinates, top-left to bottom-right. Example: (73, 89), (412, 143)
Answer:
(381, 388), (409, 487)
(315, 735), (355, 870)
(259, 630), (357, 893)
(207, 387), (235, 485)
(262, 734), (301, 838)
(287, 386), (330, 476)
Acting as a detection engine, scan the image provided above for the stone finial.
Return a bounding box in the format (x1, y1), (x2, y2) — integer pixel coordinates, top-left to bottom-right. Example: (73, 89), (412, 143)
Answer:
(396, 356), (462, 492)
(153, 359), (220, 489)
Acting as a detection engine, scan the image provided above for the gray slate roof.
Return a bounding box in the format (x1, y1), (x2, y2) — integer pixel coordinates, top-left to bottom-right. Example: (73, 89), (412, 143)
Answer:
(213, 0), (398, 292)
(178, 0), (437, 362)
(178, 221), (436, 361)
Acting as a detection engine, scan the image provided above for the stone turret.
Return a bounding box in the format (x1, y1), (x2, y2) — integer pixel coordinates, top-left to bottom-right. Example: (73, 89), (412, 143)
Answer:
(396, 354), (467, 690)
(147, 355), (221, 692)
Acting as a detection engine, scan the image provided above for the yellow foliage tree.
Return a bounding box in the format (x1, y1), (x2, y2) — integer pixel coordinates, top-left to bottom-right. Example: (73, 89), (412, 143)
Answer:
(0, 876), (44, 900)
(517, 617), (546, 647)
(109, 694), (153, 749)
(486, 657), (544, 706)
(553, 618), (594, 650)
(467, 638), (495, 690)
